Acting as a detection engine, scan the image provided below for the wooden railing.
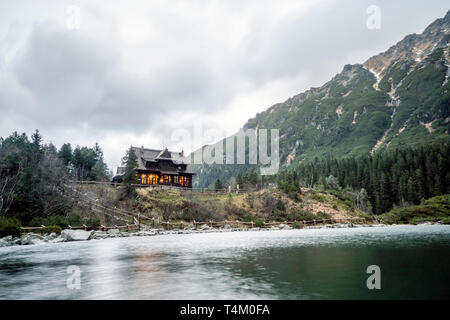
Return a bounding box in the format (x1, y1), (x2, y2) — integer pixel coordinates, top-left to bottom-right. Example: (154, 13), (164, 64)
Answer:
(145, 217), (370, 230)
(21, 223), (140, 233)
(68, 180), (250, 194)
(21, 217), (370, 233)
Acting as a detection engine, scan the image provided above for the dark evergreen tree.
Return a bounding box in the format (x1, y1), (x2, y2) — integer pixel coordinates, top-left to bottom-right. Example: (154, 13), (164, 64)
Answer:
(276, 143), (449, 214)
(58, 143), (72, 166)
(121, 147), (139, 184)
(214, 178), (223, 191)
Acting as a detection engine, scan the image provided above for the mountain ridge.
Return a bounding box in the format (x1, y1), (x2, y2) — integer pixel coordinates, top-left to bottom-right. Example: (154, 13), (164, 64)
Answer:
(192, 10), (450, 188)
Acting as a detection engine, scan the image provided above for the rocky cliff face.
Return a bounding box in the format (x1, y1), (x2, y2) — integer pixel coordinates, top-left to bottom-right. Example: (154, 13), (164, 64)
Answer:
(365, 10), (450, 78)
(193, 10), (450, 188)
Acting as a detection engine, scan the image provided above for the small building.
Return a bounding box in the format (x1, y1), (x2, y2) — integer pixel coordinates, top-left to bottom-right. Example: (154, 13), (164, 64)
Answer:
(113, 146), (195, 188)
(112, 167), (124, 183)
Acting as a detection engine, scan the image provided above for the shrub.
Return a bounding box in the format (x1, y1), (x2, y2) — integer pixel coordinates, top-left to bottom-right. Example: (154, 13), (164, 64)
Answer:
(311, 193), (327, 202)
(261, 191), (277, 213)
(42, 225), (62, 235)
(242, 213), (255, 222)
(253, 218), (265, 228)
(29, 217), (45, 227)
(288, 191), (302, 202)
(316, 211), (332, 220)
(0, 217), (22, 238)
(275, 199), (286, 212)
(86, 217), (101, 229)
(224, 201), (246, 218)
(408, 217), (438, 225)
(30, 215), (70, 228)
(50, 215), (70, 228)
(288, 209), (316, 221)
(292, 221), (304, 229)
(68, 213), (83, 226)
(271, 208), (288, 221)
(344, 200), (353, 208)
(242, 213), (265, 228)
(182, 205), (211, 222)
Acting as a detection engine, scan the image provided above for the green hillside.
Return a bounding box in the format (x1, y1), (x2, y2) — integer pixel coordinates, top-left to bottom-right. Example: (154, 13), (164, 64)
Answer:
(193, 10), (450, 189)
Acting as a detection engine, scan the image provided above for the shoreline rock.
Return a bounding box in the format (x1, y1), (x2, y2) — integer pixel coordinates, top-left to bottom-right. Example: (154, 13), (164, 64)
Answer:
(61, 229), (93, 241)
(0, 222), (445, 247)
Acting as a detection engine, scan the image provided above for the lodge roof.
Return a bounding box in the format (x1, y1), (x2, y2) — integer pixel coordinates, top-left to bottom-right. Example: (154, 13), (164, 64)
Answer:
(130, 146), (194, 175)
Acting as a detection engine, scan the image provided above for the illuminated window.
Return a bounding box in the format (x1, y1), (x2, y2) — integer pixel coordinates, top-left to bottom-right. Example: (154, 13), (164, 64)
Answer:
(148, 174), (156, 184)
(163, 175), (171, 184)
(141, 174), (147, 184)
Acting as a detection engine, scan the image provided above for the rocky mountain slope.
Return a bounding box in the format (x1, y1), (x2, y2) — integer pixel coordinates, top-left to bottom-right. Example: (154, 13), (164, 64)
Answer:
(193, 10), (450, 188)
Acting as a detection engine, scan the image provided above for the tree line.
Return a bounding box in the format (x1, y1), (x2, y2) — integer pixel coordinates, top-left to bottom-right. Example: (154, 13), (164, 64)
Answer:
(286, 143), (449, 214)
(0, 130), (110, 223)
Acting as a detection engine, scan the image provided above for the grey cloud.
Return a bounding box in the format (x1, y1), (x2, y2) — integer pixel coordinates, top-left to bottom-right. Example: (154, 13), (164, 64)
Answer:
(8, 21), (233, 134)
(14, 22), (115, 94)
(237, 0), (450, 88)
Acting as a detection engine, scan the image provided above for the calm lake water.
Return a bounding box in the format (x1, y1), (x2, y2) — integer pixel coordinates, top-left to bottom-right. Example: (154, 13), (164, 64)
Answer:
(1, 225), (449, 300)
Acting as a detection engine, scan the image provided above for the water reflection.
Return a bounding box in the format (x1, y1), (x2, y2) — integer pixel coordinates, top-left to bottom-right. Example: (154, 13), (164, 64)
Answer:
(83, 240), (125, 299)
(0, 225), (449, 299)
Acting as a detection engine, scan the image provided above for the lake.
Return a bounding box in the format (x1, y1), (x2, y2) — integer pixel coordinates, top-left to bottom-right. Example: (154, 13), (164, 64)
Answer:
(1, 225), (449, 299)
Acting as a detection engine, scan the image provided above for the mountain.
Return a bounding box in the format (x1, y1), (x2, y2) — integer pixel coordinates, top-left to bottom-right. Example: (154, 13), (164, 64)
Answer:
(192, 10), (450, 188)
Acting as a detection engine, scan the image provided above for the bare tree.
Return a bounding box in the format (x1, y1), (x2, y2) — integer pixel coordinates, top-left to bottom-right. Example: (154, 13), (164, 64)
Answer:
(37, 147), (73, 217)
(0, 164), (23, 216)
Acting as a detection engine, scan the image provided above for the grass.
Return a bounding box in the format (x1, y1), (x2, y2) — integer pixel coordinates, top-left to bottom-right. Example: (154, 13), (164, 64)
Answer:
(133, 187), (362, 224)
(380, 195), (450, 224)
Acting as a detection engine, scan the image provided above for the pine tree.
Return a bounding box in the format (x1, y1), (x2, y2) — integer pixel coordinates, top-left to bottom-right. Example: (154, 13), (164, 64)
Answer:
(91, 159), (109, 181)
(214, 178), (223, 191)
(356, 188), (369, 212)
(58, 143), (73, 166)
(90, 143), (109, 181)
(406, 176), (419, 205)
(236, 173), (244, 187)
(31, 129), (42, 152)
(122, 147), (139, 184)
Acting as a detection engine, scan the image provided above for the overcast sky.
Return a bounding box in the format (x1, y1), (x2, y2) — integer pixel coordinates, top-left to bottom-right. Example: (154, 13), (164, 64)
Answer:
(0, 0), (449, 171)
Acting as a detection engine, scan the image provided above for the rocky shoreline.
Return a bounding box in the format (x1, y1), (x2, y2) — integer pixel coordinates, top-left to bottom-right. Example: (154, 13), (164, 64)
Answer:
(0, 222), (442, 247)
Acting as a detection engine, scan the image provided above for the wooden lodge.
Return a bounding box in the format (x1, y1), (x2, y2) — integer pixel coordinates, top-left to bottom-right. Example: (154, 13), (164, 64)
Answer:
(113, 146), (195, 188)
